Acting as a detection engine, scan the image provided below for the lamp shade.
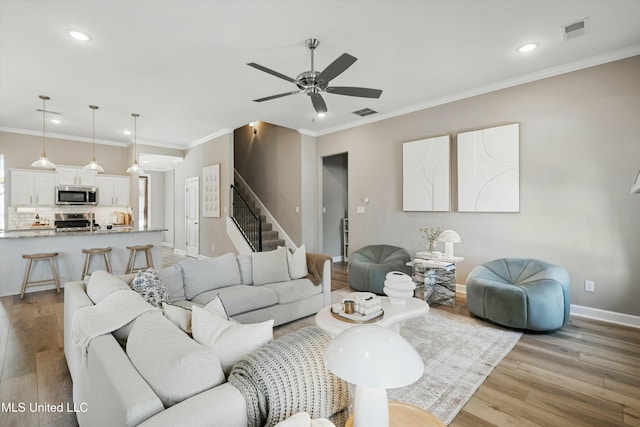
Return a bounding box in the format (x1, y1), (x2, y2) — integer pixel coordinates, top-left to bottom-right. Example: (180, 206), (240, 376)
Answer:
(437, 229), (461, 243)
(324, 325), (424, 389)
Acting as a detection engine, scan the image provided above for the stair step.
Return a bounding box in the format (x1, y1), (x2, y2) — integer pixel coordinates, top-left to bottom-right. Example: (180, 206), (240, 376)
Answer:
(261, 230), (279, 241)
(262, 239), (285, 252)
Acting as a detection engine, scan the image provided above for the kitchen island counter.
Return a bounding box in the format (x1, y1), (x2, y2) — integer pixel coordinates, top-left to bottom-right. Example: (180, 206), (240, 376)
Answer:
(0, 228), (165, 297)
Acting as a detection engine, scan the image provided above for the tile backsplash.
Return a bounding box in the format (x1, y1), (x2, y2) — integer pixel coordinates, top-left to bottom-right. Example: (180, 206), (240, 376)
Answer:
(8, 206), (132, 230)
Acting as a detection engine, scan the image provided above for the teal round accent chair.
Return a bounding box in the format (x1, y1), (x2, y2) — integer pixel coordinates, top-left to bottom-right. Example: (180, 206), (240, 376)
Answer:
(466, 258), (571, 332)
(348, 245), (412, 294)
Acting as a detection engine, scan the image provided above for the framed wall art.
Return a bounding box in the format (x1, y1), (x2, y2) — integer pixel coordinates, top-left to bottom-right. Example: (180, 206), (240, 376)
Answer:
(403, 134), (451, 212)
(457, 123), (520, 212)
(202, 163), (220, 217)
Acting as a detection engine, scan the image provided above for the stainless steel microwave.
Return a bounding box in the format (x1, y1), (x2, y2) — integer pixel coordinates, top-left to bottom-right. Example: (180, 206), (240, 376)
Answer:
(55, 185), (98, 205)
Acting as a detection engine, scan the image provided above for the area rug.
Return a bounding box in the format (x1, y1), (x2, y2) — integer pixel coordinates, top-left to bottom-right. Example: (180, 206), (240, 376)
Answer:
(274, 290), (522, 425)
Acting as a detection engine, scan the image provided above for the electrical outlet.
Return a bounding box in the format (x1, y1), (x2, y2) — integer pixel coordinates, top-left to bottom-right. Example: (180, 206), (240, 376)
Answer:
(585, 280), (595, 292)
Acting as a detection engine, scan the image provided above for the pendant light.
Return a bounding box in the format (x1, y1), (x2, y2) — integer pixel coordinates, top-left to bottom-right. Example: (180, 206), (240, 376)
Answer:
(31, 95), (56, 170)
(126, 113), (144, 174)
(83, 105), (104, 172)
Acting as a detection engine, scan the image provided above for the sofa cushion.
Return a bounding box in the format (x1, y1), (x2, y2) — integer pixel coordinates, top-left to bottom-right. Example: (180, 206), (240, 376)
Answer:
(158, 263), (186, 302)
(192, 305), (273, 375)
(126, 311), (225, 407)
(132, 269), (169, 308)
(180, 253), (242, 299)
(86, 270), (131, 304)
(237, 254), (253, 285)
(286, 245), (309, 280)
(191, 285), (278, 316)
(264, 278), (322, 304)
(251, 247), (290, 286)
(162, 302), (192, 333)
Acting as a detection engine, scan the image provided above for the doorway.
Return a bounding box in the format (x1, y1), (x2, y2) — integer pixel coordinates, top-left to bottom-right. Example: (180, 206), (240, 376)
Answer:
(185, 177), (199, 258)
(322, 153), (348, 262)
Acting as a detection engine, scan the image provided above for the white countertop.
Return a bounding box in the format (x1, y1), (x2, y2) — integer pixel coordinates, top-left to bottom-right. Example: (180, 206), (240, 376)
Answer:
(0, 227), (166, 239)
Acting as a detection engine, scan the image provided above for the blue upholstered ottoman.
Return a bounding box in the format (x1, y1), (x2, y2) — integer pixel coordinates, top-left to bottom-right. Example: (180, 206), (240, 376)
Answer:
(348, 245), (412, 294)
(466, 258), (570, 331)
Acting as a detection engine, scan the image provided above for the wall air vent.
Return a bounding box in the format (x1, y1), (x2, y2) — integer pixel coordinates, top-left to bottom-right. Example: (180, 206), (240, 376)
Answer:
(353, 108), (378, 117)
(562, 18), (588, 41)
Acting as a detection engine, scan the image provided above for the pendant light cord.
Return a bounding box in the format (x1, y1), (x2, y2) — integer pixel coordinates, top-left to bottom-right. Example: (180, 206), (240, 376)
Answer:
(41, 97), (46, 156)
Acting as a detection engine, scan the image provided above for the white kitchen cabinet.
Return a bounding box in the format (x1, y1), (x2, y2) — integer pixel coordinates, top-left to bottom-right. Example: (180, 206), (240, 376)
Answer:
(56, 167), (97, 186)
(96, 175), (131, 206)
(10, 170), (55, 206)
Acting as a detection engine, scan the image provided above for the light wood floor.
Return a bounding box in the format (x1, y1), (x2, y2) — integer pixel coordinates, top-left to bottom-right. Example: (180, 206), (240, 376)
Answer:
(1, 254), (639, 426)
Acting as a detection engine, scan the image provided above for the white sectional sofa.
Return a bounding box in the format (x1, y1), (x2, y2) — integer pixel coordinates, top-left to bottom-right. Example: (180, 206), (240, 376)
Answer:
(63, 248), (335, 427)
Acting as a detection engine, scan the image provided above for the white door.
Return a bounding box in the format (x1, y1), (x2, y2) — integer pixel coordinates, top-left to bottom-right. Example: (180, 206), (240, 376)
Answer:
(185, 177), (199, 258)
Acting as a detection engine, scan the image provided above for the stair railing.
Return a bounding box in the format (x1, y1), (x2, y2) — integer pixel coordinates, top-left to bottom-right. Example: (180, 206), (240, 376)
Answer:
(230, 184), (262, 252)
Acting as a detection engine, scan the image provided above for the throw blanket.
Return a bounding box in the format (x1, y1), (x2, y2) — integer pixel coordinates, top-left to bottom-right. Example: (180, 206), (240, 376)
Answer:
(306, 253), (332, 286)
(228, 327), (350, 427)
(72, 289), (159, 362)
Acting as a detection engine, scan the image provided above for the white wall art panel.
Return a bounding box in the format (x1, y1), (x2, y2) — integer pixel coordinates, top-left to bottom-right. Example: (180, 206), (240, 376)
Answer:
(202, 164), (220, 217)
(403, 135), (450, 211)
(457, 123), (519, 212)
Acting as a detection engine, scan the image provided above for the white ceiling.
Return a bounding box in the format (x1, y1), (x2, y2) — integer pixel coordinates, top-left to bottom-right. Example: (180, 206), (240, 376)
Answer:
(1, 0), (639, 151)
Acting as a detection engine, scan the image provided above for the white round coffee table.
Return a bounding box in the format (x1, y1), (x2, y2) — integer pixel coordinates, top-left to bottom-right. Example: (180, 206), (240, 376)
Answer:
(315, 296), (429, 336)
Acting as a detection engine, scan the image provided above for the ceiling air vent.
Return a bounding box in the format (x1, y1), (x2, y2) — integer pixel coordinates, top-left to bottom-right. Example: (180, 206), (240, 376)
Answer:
(353, 108), (378, 117)
(562, 18), (588, 41)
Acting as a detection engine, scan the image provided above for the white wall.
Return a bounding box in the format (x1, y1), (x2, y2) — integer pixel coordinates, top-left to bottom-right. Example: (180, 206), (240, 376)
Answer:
(316, 56), (640, 316)
(163, 170), (175, 246)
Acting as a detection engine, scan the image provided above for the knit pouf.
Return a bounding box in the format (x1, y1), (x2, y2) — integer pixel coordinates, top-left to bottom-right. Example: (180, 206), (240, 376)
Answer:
(466, 258), (570, 332)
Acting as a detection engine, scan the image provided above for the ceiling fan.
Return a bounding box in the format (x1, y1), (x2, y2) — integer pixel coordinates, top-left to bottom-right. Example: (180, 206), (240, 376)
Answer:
(248, 38), (382, 114)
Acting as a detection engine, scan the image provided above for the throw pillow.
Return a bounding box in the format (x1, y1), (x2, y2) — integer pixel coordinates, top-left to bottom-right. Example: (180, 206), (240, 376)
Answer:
(203, 295), (229, 320)
(251, 247), (290, 286)
(285, 244), (309, 280)
(86, 270), (131, 304)
(191, 306), (273, 375)
(162, 302), (192, 334)
(180, 253), (242, 299)
(236, 254), (253, 285)
(132, 269), (169, 308)
(158, 263), (186, 302)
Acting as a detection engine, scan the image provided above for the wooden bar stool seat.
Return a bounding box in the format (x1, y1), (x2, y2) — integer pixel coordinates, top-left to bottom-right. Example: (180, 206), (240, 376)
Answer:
(82, 247), (113, 278)
(125, 244), (154, 274)
(21, 252), (61, 299)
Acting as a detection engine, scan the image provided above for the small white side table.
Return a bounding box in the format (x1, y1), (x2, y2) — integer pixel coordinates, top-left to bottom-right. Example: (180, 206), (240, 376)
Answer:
(315, 296), (429, 336)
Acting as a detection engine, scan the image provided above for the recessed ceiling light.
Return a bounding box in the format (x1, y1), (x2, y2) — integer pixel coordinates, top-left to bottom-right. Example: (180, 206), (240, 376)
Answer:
(317, 112), (326, 118)
(67, 30), (91, 42)
(50, 119), (61, 124)
(517, 43), (539, 53)
(123, 130), (131, 135)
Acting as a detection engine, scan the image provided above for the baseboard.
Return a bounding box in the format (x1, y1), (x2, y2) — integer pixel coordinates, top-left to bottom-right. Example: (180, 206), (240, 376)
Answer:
(332, 255), (344, 263)
(162, 242), (174, 248)
(173, 249), (186, 256)
(570, 304), (640, 329)
(458, 283), (640, 329)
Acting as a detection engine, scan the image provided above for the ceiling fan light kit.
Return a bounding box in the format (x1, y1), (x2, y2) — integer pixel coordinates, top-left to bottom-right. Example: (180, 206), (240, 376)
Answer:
(248, 38), (382, 115)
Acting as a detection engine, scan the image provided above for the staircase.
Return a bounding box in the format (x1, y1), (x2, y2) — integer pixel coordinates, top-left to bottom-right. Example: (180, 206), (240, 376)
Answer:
(232, 182), (285, 252)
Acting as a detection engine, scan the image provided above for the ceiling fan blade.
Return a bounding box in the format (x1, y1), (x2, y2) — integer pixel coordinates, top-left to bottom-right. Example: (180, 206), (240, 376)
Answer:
(308, 92), (327, 114)
(247, 62), (296, 83)
(253, 90), (301, 102)
(326, 86), (383, 98)
(317, 53), (357, 84)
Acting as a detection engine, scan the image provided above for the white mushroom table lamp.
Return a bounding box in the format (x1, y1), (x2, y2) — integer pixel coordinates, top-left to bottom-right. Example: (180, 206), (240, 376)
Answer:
(323, 325), (424, 427)
(437, 229), (461, 259)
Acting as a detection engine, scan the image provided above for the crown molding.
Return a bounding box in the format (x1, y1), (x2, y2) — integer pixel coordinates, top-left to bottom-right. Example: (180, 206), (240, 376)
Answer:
(312, 44), (640, 138)
(185, 128), (233, 149)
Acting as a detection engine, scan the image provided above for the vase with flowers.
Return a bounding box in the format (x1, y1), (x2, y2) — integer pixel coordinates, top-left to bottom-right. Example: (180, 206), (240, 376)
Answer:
(420, 227), (443, 253)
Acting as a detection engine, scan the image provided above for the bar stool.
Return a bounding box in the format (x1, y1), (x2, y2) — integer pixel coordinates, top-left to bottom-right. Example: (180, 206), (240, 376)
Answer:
(81, 247), (113, 278)
(125, 244), (154, 274)
(21, 252), (61, 299)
